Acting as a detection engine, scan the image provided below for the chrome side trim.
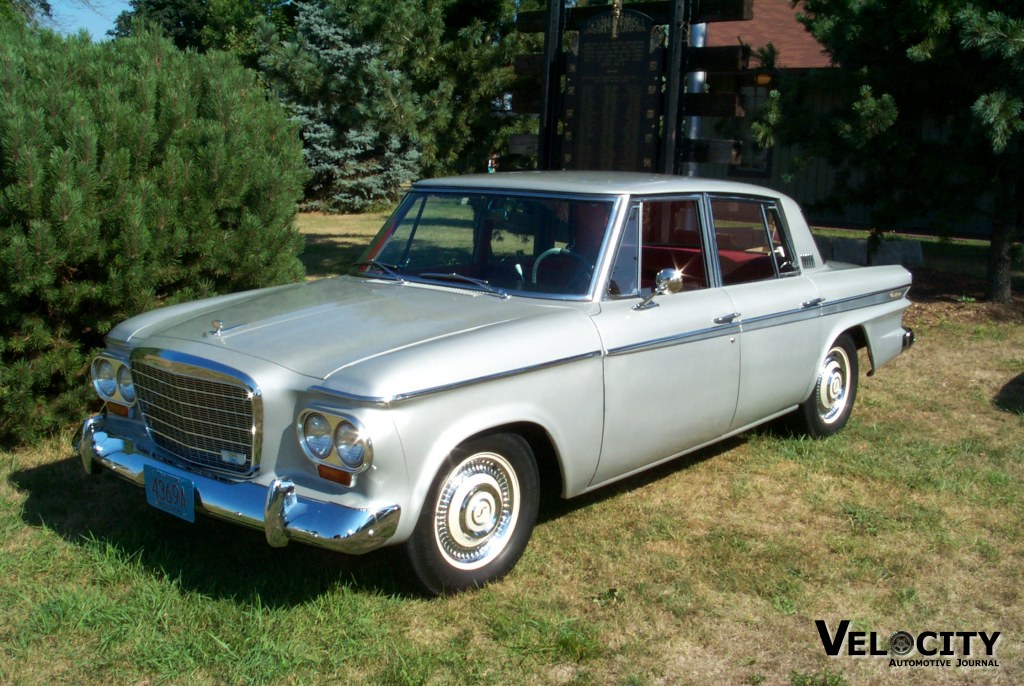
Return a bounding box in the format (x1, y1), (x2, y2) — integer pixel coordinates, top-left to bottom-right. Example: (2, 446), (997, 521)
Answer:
(738, 286), (909, 335)
(307, 388), (393, 407)
(606, 284), (910, 356)
(76, 416), (400, 555)
(607, 322), (741, 356)
(310, 350), (603, 406)
(740, 305), (821, 333)
(821, 285), (911, 316)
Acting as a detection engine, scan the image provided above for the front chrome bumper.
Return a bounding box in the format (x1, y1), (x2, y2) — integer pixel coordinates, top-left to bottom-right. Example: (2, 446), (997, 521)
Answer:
(75, 415), (400, 555)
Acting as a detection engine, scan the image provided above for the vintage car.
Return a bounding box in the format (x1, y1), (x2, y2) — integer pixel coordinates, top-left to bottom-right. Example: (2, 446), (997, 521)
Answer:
(75, 172), (914, 594)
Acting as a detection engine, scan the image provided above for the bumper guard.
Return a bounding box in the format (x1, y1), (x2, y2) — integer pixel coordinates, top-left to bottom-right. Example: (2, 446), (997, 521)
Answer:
(903, 327), (915, 351)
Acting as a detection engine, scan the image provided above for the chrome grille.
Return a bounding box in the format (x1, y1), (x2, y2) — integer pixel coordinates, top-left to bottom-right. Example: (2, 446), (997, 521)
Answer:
(132, 351), (260, 476)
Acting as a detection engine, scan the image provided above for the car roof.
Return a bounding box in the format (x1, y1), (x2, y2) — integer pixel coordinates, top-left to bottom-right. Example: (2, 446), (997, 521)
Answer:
(413, 171), (787, 199)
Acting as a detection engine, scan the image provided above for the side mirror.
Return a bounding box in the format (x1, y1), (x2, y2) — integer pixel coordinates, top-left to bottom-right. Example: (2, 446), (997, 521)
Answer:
(633, 268), (684, 310)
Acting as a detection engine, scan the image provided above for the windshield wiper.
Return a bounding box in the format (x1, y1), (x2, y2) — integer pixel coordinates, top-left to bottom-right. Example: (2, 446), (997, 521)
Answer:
(351, 260), (405, 282)
(419, 272), (509, 299)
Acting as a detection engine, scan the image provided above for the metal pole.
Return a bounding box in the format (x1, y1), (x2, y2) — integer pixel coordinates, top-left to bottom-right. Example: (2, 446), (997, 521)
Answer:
(683, 22), (707, 177)
(538, 0), (564, 170)
(662, 0), (690, 175)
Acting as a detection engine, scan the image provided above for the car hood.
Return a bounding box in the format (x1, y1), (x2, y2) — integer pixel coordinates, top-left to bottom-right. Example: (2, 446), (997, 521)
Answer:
(112, 276), (592, 382)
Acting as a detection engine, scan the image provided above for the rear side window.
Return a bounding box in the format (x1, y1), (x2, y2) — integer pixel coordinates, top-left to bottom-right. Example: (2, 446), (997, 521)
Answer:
(710, 198), (799, 286)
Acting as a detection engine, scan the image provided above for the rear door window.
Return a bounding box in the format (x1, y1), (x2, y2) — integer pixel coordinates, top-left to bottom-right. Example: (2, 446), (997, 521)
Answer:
(709, 197), (799, 285)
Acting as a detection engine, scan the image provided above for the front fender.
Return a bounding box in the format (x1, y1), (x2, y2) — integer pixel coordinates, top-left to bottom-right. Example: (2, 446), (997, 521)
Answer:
(386, 354), (605, 542)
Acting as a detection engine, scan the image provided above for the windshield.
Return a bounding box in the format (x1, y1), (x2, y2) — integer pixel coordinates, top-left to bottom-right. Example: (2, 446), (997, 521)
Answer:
(355, 191), (616, 298)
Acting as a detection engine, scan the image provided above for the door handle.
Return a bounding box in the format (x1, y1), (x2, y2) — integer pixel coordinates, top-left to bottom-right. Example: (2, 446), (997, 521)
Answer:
(714, 312), (740, 324)
(802, 297), (825, 308)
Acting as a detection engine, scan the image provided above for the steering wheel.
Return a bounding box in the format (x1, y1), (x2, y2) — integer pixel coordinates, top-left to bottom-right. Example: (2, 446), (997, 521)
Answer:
(531, 248), (593, 285)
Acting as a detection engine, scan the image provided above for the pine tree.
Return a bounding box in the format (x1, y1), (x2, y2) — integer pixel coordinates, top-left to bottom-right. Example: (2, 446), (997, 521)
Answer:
(111, 0), (295, 68)
(338, 0), (519, 176)
(259, 1), (421, 212)
(757, 0), (1022, 302)
(0, 24), (307, 445)
(1, 0), (51, 25)
(956, 5), (1024, 301)
(115, 0), (523, 182)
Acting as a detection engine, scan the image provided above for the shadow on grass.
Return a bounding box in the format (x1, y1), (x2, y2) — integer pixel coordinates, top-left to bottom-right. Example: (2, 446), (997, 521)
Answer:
(9, 454), (416, 604)
(11, 435), (750, 602)
(995, 372), (1024, 414)
(536, 437), (744, 524)
(300, 233), (370, 278)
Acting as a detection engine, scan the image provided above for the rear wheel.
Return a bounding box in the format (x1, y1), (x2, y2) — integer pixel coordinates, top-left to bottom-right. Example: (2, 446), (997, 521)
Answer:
(797, 333), (859, 438)
(406, 433), (539, 595)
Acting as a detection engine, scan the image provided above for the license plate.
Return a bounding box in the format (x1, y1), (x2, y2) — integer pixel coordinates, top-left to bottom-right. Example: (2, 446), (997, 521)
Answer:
(144, 465), (195, 523)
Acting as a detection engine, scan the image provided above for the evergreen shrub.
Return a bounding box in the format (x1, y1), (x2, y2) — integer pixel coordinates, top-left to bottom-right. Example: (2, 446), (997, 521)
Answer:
(0, 24), (308, 446)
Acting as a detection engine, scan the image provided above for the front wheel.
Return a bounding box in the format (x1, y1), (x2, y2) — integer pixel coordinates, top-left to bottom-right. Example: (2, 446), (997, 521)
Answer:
(406, 433), (539, 595)
(796, 333), (859, 438)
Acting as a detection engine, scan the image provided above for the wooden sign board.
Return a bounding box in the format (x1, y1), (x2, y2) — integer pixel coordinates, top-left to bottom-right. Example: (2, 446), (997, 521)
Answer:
(561, 10), (664, 172)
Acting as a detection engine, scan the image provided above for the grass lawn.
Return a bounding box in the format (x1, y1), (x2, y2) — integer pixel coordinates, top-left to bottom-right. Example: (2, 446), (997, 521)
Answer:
(296, 211), (390, 278)
(1, 214), (1021, 685)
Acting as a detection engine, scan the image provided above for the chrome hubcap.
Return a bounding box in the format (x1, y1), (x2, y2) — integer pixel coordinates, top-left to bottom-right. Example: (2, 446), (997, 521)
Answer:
(816, 346), (851, 424)
(434, 452), (520, 570)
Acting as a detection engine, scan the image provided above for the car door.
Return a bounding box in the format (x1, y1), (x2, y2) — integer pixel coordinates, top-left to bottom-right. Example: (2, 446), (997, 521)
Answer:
(589, 198), (741, 487)
(707, 196), (822, 430)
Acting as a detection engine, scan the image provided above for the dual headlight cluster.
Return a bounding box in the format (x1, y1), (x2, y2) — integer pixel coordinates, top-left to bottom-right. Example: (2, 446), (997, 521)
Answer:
(297, 410), (372, 473)
(91, 357), (136, 405)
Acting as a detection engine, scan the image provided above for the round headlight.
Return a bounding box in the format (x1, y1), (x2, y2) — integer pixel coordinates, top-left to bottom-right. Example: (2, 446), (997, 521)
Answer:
(334, 421), (369, 469)
(116, 365), (136, 403)
(92, 358), (117, 399)
(301, 413), (333, 460)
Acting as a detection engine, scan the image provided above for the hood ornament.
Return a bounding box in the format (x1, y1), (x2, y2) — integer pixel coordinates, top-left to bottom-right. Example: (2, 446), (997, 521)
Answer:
(205, 319), (243, 338)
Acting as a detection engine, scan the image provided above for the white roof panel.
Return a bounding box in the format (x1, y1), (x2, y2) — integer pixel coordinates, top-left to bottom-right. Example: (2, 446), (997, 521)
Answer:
(414, 171), (787, 199)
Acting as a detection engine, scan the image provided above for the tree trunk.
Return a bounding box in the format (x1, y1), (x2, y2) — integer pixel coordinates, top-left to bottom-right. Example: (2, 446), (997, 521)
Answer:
(986, 179), (1019, 304)
(986, 220), (1014, 303)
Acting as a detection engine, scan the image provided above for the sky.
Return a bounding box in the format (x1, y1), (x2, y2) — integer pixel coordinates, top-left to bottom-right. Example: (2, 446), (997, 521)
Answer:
(50, 0), (132, 40)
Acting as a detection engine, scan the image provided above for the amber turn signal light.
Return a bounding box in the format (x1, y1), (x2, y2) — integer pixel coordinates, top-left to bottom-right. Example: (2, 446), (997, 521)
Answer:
(317, 463), (352, 487)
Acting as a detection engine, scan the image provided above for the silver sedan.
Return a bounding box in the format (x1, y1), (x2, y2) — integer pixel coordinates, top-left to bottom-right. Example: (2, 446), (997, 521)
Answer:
(77, 172), (914, 594)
